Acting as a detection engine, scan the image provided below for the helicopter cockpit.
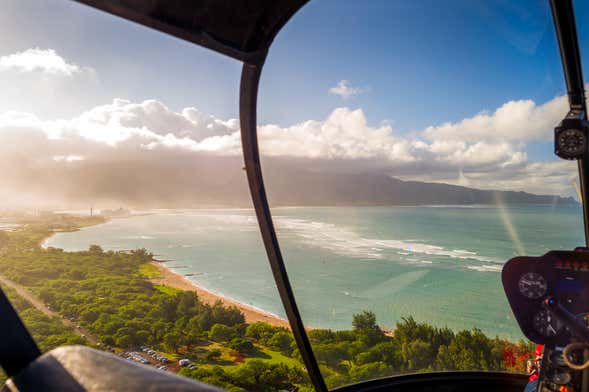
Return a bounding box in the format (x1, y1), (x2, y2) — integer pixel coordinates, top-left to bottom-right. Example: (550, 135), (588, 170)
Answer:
(0, 0), (589, 391)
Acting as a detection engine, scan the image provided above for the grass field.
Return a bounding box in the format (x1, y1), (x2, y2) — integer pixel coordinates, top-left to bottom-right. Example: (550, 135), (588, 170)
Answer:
(138, 263), (162, 279)
(153, 284), (182, 296)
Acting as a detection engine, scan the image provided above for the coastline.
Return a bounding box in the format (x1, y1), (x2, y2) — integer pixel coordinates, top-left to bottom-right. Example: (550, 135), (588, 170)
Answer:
(149, 261), (291, 329)
(40, 215), (291, 329)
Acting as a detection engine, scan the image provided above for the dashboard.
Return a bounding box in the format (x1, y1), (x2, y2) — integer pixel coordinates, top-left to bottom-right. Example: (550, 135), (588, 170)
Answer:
(502, 250), (589, 347)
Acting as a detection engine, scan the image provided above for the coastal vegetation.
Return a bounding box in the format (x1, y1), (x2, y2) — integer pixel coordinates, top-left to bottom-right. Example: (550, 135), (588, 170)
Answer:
(0, 283), (87, 384)
(0, 284), (86, 351)
(0, 214), (533, 390)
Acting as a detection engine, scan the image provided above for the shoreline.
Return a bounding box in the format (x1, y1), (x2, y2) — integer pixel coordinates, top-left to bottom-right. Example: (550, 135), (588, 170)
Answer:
(149, 261), (291, 329)
(39, 217), (291, 329)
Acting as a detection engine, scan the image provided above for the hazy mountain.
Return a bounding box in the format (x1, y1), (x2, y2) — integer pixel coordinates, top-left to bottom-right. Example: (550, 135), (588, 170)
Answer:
(262, 162), (577, 207)
(1, 154), (576, 209)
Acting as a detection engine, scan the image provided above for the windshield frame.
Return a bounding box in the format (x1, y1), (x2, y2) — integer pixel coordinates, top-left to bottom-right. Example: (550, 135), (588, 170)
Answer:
(21, 0), (589, 390)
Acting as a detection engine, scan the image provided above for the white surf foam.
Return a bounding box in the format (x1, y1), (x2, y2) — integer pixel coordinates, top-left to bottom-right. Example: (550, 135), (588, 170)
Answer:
(467, 264), (503, 272)
(124, 235), (155, 240)
(274, 217), (500, 264)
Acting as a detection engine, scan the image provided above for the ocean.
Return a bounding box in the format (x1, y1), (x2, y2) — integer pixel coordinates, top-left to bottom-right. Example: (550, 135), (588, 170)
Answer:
(43, 205), (584, 340)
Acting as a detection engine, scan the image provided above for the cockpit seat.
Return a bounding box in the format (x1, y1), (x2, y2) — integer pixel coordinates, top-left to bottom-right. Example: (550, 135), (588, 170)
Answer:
(1, 345), (222, 392)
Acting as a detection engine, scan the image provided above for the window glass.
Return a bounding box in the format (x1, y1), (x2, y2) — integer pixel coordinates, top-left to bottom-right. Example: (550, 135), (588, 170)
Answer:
(260, 0), (584, 388)
(0, 1), (304, 390)
(0, 0), (587, 390)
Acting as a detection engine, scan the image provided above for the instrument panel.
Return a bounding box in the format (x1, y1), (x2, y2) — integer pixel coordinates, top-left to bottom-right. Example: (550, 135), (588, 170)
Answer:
(502, 250), (589, 346)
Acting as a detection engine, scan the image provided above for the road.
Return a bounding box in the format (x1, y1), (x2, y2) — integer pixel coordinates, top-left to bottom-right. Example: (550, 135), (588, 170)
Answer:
(0, 275), (100, 346)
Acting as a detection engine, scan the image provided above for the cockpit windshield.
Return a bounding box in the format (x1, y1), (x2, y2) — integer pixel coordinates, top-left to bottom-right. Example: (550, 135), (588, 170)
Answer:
(259, 0), (587, 388)
(0, 0), (588, 391)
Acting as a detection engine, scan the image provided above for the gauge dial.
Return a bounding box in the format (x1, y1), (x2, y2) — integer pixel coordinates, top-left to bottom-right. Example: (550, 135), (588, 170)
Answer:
(533, 310), (562, 337)
(518, 272), (547, 299)
(557, 128), (586, 157)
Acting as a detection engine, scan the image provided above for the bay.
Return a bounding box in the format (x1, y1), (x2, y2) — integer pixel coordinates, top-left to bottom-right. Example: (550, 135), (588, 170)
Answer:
(44, 205), (584, 340)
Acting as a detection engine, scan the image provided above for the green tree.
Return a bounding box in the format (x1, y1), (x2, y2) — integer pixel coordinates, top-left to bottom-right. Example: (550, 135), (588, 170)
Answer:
(205, 349), (222, 361)
(163, 332), (180, 352)
(231, 360), (298, 391)
(268, 331), (294, 355)
(115, 335), (134, 348)
(131, 248), (153, 262)
(229, 338), (255, 355)
(352, 311), (385, 346)
(177, 291), (199, 316)
(349, 362), (390, 383)
(314, 343), (350, 368)
(211, 302), (245, 326)
(355, 341), (401, 367)
(352, 311), (378, 332)
(209, 323), (235, 342)
(245, 322), (275, 343)
(402, 339), (434, 370)
(88, 244), (103, 254)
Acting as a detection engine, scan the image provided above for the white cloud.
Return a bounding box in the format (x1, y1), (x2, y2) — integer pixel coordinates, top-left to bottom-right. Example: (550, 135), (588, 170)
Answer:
(0, 48), (82, 76)
(423, 94), (569, 143)
(0, 99), (242, 156)
(0, 90), (579, 199)
(258, 108), (414, 162)
(0, 100), (526, 169)
(328, 80), (366, 99)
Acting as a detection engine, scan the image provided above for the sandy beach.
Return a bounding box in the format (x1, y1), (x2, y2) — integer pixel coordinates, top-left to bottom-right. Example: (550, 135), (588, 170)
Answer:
(149, 261), (291, 329)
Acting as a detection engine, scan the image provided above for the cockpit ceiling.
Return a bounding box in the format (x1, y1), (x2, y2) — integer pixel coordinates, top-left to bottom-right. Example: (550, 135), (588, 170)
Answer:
(73, 0), (309, 63)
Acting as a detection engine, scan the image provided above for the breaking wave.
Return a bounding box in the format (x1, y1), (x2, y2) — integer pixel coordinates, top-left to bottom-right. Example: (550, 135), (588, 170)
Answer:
(273, 217), (501, 264)
(467, 264), (503, 272)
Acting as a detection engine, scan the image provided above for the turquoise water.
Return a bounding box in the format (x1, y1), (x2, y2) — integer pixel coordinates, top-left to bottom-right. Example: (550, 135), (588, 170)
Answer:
(44, 205), (584, 340)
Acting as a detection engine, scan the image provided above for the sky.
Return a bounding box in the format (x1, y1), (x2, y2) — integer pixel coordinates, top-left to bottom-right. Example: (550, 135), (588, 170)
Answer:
(0, 0), (588, 207)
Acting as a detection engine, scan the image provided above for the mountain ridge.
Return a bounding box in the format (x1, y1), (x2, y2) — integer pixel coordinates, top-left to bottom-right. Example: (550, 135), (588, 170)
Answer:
(262, 166), (577, 207)
(4, 154), (577, 208)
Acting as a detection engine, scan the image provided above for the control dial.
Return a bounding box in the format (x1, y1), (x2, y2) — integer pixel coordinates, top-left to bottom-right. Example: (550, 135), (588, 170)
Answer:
(518, 272), (547, 299)
(556, 128), (587, 159)
(533, 310), (562, 337)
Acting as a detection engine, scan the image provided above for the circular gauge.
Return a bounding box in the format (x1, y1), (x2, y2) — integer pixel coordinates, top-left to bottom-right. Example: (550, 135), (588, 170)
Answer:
(557, 128), (586, 157)
(547, 368), (571, 385)
(518, 272), (547, 299)
(533, 310), (562, 337)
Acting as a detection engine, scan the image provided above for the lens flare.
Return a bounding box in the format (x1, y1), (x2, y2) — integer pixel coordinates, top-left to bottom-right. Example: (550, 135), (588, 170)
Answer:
(494, 192), (526, 256)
